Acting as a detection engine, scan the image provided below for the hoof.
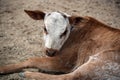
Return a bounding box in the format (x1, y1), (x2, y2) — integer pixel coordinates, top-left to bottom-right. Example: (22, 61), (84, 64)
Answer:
(19, 72), (25, 78)
(0, 72), (5, 75)
(0, 72), (3, 74)
(0, 72), (3, 75)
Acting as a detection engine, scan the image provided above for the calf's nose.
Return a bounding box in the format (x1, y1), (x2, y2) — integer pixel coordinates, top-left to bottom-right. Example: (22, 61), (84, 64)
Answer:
(45, 48), (57, 57)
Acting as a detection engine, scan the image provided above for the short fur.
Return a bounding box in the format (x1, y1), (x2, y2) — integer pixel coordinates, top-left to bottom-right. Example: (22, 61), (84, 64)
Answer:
(0, 10), (120, 80)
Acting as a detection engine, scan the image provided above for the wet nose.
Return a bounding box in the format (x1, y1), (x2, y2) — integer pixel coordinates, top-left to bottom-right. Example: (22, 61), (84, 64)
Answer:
(45, 48), (57, 57)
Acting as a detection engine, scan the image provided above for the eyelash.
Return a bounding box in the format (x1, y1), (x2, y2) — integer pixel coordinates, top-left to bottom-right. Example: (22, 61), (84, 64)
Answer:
(60, 29), (67, 38)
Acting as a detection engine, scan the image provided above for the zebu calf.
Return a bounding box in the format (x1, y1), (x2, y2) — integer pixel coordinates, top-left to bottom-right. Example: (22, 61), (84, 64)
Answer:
(0, 10), (120, 80)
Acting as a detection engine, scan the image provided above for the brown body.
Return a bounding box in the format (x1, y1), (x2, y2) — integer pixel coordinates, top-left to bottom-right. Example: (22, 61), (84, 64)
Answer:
(0, 15), (120, 80)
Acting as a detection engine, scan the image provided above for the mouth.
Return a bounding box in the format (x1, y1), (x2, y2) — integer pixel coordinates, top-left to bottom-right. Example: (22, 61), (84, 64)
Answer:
(46, 52), (56, 57)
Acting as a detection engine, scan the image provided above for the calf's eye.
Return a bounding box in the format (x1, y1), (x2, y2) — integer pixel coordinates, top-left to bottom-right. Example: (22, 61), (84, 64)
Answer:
(44, 27), (48, 34)
(60, 29), (67, 38)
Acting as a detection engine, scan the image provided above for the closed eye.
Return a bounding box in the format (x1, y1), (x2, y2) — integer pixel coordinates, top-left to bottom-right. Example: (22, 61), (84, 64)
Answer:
(60, 28), (67, 38)
(44, 27), (48, 34)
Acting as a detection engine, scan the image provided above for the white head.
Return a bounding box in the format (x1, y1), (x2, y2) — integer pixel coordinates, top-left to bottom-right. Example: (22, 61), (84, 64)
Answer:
(43, 12), (71, 57)
(25, 10), (87, 57)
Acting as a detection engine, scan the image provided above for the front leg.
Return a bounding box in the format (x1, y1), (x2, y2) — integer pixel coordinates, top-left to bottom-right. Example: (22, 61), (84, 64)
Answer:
(19, 71), (72, 80)
(21, 50), (120, 80)
(20, 56), (104, 80)
(18, 55), (100, 80)
(0, 57), (70, 74)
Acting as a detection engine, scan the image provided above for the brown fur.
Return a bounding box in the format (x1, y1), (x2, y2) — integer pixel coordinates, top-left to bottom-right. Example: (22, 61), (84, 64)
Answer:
(0, 14), (120, 80)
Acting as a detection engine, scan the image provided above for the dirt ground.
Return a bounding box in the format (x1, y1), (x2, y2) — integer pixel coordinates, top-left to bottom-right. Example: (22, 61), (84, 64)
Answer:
(0, 0), (120, 80)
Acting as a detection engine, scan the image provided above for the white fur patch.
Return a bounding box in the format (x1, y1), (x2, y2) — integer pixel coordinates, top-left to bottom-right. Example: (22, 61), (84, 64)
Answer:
(88, 52), (120, 80)
(93, 62), (120, 80)
(43, 12), (71, 50)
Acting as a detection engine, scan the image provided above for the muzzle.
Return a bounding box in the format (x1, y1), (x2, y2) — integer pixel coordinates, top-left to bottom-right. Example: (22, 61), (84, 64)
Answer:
(45, 48), (58, 57)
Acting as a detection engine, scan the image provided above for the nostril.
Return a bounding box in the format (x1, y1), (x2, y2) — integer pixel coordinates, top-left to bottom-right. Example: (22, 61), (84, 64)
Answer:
(50, 50), (55, 54)
(46, 49), (49, 54)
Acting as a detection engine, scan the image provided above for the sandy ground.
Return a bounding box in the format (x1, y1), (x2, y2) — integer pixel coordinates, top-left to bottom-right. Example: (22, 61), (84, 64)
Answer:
(0, 0), (120, 80)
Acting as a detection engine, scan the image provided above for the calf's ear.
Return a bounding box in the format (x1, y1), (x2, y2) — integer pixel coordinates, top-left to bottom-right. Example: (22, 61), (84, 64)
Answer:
(69, 16), (89, 27)
(24, 10), (45, 20)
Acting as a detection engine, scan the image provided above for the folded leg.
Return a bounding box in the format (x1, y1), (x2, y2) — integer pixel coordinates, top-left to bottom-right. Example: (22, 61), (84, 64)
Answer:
(21, 50), (120, 80)
(0, 57), (70, 74)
